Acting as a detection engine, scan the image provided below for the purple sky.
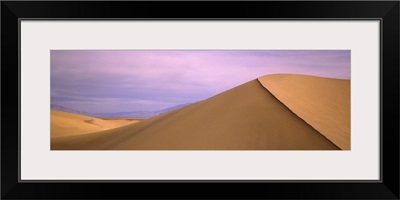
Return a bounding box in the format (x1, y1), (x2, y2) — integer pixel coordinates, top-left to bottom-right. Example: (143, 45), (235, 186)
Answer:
(51, 50), (350, 113)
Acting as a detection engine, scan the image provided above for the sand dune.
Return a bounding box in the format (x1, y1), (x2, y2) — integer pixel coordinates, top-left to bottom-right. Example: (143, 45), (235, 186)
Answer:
(258, 74), (350, 150)
(51, 79), (340, 150)
(51, 110), (140, 138)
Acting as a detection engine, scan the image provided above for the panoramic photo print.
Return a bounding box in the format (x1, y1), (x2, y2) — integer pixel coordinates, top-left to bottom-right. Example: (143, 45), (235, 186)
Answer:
(50, 50), (350, 150)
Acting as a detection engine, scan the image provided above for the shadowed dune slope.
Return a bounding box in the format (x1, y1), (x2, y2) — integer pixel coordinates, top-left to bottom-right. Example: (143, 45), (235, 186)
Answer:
(258, 74), (350, 150)
(52, 79), (339, 150)
(51, 110), (140, 138)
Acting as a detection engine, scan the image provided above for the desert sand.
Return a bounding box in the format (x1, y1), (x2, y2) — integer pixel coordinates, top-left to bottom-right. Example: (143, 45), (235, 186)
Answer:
(258, 74), (350, 150)
(51, 78), (340, 150)
(51, 110), (141, 138)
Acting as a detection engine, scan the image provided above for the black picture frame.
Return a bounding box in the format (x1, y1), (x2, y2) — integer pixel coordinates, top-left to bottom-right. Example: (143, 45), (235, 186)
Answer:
(1, 1), (399, 199)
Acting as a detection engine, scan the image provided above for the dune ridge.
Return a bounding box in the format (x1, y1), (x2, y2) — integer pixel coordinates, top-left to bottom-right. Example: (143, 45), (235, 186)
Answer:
(258, 74), (350, 150)
(51, 79), (340, 150)
(51, 110), (140, 138)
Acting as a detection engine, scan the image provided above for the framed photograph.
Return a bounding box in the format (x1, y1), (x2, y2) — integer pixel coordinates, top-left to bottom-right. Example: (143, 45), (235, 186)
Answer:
(2, 1), (399, 199)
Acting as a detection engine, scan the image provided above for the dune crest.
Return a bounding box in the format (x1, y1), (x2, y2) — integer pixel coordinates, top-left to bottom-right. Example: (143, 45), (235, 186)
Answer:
(258, 74), (350, 150)
(52, 79), (340, 150)
(51, 110), (140, 138)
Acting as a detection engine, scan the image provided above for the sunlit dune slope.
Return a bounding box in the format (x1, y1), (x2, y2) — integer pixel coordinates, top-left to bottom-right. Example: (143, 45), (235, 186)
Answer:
(258, 74), (350, 150)
(51, 110), (140, 138)
(51, 79), (339, 150)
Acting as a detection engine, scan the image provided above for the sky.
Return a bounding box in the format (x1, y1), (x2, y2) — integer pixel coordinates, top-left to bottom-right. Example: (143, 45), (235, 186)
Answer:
(51, 50), (350, 113)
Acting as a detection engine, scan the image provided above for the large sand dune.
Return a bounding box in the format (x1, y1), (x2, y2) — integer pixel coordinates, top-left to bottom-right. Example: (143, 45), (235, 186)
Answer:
(51, 79), (340, 150)
(51, 110), (140, 138)
(258, 74), (350, 150)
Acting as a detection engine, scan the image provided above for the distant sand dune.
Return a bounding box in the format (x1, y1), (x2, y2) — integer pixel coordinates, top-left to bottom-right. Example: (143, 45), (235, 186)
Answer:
(258, 74), (350, 150)
(51, 79), (340, 150)
(51, 110), (140, 138)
